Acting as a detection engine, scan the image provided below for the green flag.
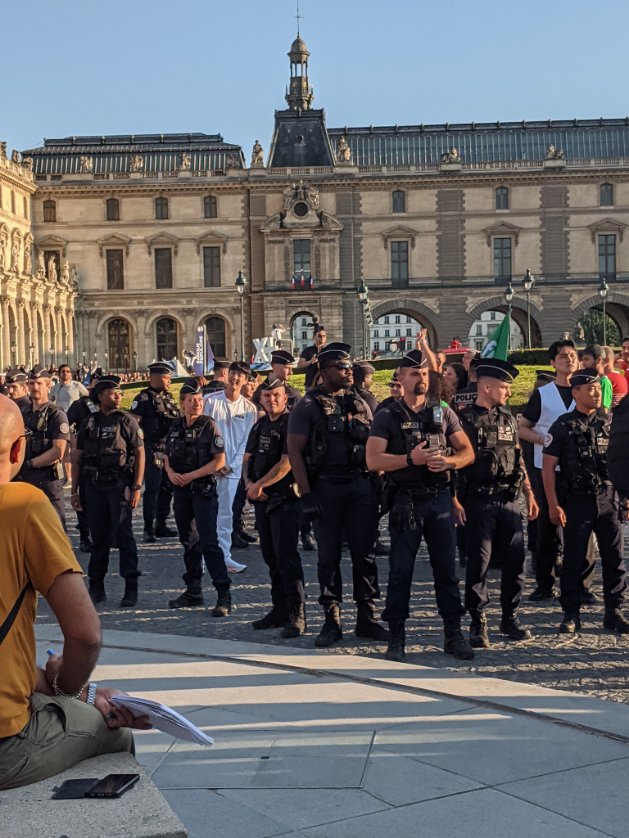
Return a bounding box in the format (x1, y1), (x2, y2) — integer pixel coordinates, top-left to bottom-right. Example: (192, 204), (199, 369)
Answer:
(480, 313), (510, 360)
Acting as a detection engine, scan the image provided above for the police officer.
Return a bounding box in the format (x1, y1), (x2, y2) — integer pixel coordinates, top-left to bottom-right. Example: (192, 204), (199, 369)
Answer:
(288, 342), (387, 647)
(252, 350), (301, 411)
(450, 357), (479, 414)
(366, 350), (475, 662)
(71, 375), (145, 607)
(375, 374), (404, 415)
(456, 359), (538, 648)
(542, 368), (628, 635)
(130, 361), (179, 542)
(14, 365), (71, 527)
(352, 362), (378, 414)
(5, 368), (31, 415)
(244, 379), (306, 637)
(164, 378), (231, 617)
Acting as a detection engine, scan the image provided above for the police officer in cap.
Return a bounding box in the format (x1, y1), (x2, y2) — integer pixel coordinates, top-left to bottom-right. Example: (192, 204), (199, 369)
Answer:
(5, 368), (31, 415)
(14, 365), (71, 527)
(352, 361), (378, 414)
(71, 375), (145, 607)
(244, 379), (306, 636)
(366, 349), (475, 662)
(164, 378), (231, 617)
(288, 342), (387, 647)
(456, 358), (538, 648)
(130, 361), (179, 542)
(252, 350), (301, 411)
(542, 368), (629, 635)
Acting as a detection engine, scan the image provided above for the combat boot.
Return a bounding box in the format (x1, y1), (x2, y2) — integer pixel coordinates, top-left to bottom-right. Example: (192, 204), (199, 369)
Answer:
(212, 589), (232, 618)
(315, 604), (342, 647)
(281, 604), (307, 638)
(88, 578), (106, 604)
(559, 611), (581, 634)
(252, 607), (287, 630)
(79, 532), (93, 553)
(385, 620), (406, 662)
(143, 522), (156, 544)
(603, 608), (629, 634)
(169, 581), (204, 609)
(355, 601), (389, 641)
(155, 518), (176, 538)
(469, 610), (490, 648)
(301, 532), (316, 551)
(120, 578), (138, 608)
(443, 616), (475, 660)
(500, 612), (532, 641)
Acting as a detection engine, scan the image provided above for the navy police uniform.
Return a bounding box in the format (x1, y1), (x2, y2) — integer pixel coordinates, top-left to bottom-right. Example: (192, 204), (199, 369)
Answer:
(5, 368), (31, 415)
(67, 389), (101, 550)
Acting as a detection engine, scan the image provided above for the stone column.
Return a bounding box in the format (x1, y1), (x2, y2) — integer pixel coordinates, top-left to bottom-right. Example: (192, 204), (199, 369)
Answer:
(0, 296), (9, 369)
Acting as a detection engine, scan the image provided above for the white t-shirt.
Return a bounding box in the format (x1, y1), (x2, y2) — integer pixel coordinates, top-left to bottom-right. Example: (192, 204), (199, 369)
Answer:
(203, 391), (258, 479)
(50, 380), (89, 412)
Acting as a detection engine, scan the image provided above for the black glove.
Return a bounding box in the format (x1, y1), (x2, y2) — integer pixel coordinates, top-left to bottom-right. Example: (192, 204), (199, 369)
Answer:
(301, 492), (323, 522)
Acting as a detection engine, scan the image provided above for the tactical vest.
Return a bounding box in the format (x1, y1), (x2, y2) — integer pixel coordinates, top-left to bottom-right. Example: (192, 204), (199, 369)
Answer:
(247, 413), (293, 495)
(459, 405), (521, 492)
(141, 388), (179, 444)
(608, 397), (629, 497)
(451, 385), (477, 414)
(558, 411), (610, 495)
(82, 411), (130, 481)
(387, 400), (449, 489)
(25, 404), (55, 459)
(305, 390), (370, 480)
(166, 417), (216, 478)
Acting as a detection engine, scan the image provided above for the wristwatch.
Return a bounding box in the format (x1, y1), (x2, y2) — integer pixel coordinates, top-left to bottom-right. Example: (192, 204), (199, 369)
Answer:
(406, 453), (414, 467)
(86, 682), (98, 705)
(131, 484), (142, 491)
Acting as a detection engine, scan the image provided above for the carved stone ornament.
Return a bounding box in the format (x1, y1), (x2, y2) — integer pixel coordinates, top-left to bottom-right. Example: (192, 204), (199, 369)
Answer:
(179, 152), (191, 170)
(37, 251), (46, 277)
(129, 154), (144, 172)
(0, 141), (6, 159)
(440, 147), (460, 164)
(23, 235), (33, 274)
(22, 157), (33, 172)
(11, 150), (20, 164)
(336, 135), (351, 163)
(11, 233), (21, 273)
(251, 140), (265, 167)
(47, 255), (57, 283)
(545, 144), (565, 160)
(79, 155), (93, 173)
(282, 179), (320, 213)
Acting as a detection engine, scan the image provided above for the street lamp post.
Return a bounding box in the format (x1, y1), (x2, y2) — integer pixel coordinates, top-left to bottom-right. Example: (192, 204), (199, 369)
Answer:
(82, 347), (87, 367)
(357, 280), (369, 358)
(10, 340), (17, 366)
(29, 343), (35, 368)
(235, 270), (246, 361)
(49, 345), (54, 368)
(104, 350), (109, 371)
(599, 276), (609, 346)
(133, 350), (138, 373)
(522, 268), (534, 349)
(504, 281), (514, 353)
(65, 344), (69, 365)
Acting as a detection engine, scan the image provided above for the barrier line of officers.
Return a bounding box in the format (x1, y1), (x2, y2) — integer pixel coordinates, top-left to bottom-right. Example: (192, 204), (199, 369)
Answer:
(4, 333), (628, 663)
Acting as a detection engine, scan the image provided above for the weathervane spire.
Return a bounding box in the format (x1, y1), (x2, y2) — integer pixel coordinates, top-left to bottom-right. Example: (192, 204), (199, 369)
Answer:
(296, 0), (303, 36)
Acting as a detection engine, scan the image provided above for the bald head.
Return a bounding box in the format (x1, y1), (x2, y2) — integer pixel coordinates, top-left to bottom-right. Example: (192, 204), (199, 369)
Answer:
(0, 395), (26, 482)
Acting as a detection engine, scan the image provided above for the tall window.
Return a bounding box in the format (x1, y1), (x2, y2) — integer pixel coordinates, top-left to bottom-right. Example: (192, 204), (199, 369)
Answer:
(495, 187), (509, 210)
(155, 317), (178, 360)
(155, 248), (173, 288)
(106, 198), (120, 221)
(204, 195), (217, 218)
(600, 183), (614, 207)
(23, 196), (28, 219)
(43, 200), (56, 222)
(391, 240), (409, 288)
(599, 234), (616, 278)
(205, 316), (226, 358)
(493, 237), (512, 279)
(293, 239), (311, 277)
(108, 319), (130, 371)
(106, 249), (124, 290)
(155, 197), (169, 219)
(392, 190), (406, 213)
(203, 246), (221, 287)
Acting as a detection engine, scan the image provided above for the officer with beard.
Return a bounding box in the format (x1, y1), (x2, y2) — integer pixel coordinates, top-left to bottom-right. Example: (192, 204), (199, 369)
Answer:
(288, 342), (387, 647)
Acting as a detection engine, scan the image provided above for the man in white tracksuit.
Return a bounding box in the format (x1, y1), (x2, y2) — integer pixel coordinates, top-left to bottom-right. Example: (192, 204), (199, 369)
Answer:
(204, 361), (258, 573)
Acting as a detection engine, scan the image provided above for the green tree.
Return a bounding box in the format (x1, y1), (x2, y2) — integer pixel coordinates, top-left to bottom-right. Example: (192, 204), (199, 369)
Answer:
(577, 310), (620, 346)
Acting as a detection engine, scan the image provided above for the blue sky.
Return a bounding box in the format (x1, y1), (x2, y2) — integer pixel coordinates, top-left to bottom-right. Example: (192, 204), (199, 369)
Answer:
(7, 0), (627, 157)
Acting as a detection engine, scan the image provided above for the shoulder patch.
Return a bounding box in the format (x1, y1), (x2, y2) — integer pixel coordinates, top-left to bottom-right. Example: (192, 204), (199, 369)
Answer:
(544, 433), (553, 447)
(131, 400), (138, 410)
(60, 422), (70, 434)
(137, 427), (144, 440)
(215, 435), (224, 448)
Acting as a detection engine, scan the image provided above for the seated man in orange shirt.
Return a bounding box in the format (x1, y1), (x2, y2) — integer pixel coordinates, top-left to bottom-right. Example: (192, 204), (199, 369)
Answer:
(0, 395), (148, 789)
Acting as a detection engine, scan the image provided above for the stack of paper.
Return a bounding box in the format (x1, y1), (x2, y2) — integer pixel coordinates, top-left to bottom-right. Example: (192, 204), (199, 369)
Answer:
(110, 694), (214, 746)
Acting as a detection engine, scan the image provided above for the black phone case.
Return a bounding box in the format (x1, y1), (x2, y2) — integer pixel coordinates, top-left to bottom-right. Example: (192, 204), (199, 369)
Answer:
(51, 778), (98, 799)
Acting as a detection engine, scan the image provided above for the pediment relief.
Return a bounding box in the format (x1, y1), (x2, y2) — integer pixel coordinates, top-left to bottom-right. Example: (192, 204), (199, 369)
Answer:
(36, 234), (68, 256)
(589, 218), (627, 243)
(260, 211), (343, 234)
(484, 222), (521, 246)
(97, 233), (131, 257)
(195, 231), (229, 254)
(145, 232), (179, 255)
(382, 225), (419, 250)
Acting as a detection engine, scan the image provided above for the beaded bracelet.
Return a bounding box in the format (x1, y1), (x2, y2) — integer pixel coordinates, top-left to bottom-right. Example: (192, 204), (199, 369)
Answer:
(52, 673), (84, 700)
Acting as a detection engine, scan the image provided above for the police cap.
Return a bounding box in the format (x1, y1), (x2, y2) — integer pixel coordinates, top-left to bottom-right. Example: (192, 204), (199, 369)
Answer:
(180, 377), (202, 395)
(271, 349), (295, 366)
(318, 342), (352, 368)
(387, 375), (400, 387)
(148, 361), (174, 375)
(535, 369), (557, 383)
(571, 368), (600, 387)
(28, 364), (50, 380)
(475, 358), (519, 383)
(398, 350), (423, 369)
(92, 375), (121, 396)
(260, 378), (286, 391)
(5, 367), (28, 383)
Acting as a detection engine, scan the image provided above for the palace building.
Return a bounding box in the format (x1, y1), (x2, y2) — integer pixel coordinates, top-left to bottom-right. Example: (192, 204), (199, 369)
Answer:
(5, 33), (629, 368)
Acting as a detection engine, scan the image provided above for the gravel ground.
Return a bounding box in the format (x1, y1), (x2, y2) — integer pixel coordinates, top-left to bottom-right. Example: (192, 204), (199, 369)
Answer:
(38, 495), (629, 706)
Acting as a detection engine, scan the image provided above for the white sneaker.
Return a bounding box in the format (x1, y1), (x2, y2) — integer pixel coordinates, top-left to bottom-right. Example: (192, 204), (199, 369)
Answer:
(225, 559), (247, 574)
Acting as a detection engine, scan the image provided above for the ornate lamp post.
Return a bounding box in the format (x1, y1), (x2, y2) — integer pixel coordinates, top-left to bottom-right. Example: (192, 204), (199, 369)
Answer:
(82, 347), (87, 367)
(29, 342), (35, 368)
(235, 270), (246, 361)
(49, 344), (55, 368)
(357, 280), (370, 358)
(10, 340), (17, 366)
(104, 350), (109, 371)
(598, 276), (609, 346)
(65, 344), (70, 365)
(522, 268), (534, 349)
(133, 350), (138, 373)
(504, 281), (514, 353)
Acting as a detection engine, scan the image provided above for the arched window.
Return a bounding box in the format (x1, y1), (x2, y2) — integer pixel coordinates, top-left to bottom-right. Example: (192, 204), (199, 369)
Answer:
(204, 195), (217, 218)
(204, 316), (226, 359)
(600, 183), (614, 207)
(106, 198), (120, 221)
(108, 318), (131, 371)
(392, 190), (406, 213)
(155, 317), (178, 360)
(155, 197), (169, 220)
(43, 200), (56, 222)
(495, 187), (509, 210)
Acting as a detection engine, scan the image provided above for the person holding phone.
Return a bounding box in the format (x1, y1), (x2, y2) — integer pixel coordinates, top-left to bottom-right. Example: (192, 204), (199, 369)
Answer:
(0, 395), (149, 790)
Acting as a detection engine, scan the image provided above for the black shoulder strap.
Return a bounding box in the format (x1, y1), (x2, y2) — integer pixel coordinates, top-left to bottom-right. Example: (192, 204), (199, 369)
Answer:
(0, 583), (32, 647)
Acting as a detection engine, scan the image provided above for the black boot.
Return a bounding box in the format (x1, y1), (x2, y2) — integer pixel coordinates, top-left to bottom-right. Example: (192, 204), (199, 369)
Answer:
(238, 525), (258, 544)
(120, 578), (138, 608)
(315, 604), (342, 647)
(603, 608), (629, 634)
(301, 532), (316, 551)
(469, 610), (490, 648)
(355, 602), (389, 641)
(252, 607), (287, 630)
(443, 616), (475, 660)
(281, 604), (307, 638)
(212, 589), (232, 618)
(500, 612), (532, 641)
(155, 518), (177, 538)
(231, 531), (250, 549)
(143, 523), (156, 544)
(88, 578), (106, 604)
(528, 586), (555, 602)
(385, 620), (406, 661)
(79, 533), (93, 553)
(169, 590), (205, 608)
(559, 611), (581, 634)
